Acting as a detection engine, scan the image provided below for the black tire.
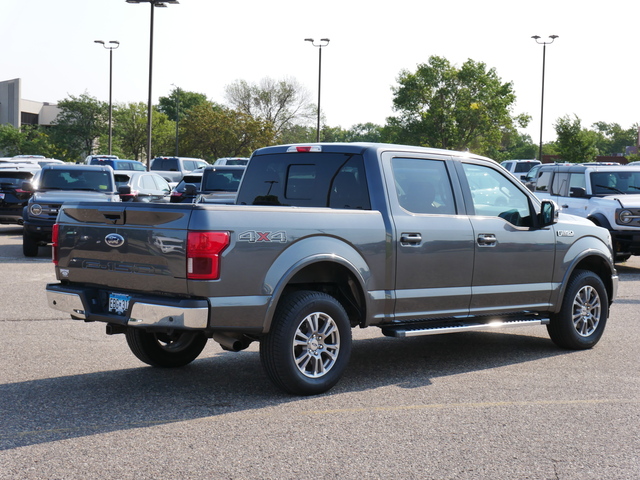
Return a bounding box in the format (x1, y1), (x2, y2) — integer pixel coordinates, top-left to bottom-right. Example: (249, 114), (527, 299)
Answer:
(547, 269), (608, 350)
(125, 329), (207, 367)
(22, 233), (39, 257)
(260, 290), (352, 395)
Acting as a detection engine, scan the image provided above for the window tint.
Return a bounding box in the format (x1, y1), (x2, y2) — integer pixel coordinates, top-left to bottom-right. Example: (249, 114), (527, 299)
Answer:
(40, 169), (113, 191)
(141, 175), (157, 190)
(392, 158), (455, 214)
(237, 153), (370, 209)
(534, 170), (553, 192)
(462, 163), (532, 227)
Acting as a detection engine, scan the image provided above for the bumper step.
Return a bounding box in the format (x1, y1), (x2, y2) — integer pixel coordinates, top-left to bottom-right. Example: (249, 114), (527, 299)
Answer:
(380, 316), (550, 338)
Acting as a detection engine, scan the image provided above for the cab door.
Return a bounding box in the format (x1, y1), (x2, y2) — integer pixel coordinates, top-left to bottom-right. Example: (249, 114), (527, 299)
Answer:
(458, 162), (556, 314)
(383, 153), (475, 320)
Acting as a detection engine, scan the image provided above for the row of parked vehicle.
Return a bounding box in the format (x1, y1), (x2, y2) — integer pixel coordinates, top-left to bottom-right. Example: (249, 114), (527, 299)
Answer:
(501, 158), (640, 262)
(0, 154), (248, 257)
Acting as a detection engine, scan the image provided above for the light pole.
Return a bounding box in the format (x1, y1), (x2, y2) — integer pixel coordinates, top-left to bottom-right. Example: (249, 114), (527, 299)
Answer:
(532, 34), (558, 162)
(305, 38), (330, 142)
(94, 40), (120, 155)
(171, 84), (180, 156)
(126, 0), (179, 169)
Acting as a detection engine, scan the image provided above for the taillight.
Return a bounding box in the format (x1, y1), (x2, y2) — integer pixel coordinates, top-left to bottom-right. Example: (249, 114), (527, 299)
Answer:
(187, 231), (230, 280)
(52, 223), (59, 265)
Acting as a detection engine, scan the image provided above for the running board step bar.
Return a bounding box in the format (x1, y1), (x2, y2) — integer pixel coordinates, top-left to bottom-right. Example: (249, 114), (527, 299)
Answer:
(380, 317), (550, 338)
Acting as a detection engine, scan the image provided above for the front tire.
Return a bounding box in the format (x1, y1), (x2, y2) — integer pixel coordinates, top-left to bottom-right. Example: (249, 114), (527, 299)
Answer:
(261, 290), (352, 395)
(547, 269), (608, 349)
(125, 329), (207, 367)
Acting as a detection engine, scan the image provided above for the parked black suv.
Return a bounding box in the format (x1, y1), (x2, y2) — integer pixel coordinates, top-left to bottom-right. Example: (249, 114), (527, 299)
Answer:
(22, 164), (122, 256)
(0, 164), (40, 225)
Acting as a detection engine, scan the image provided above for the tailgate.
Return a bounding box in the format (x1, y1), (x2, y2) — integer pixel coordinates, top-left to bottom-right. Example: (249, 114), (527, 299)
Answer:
(55, 202), (193, 295)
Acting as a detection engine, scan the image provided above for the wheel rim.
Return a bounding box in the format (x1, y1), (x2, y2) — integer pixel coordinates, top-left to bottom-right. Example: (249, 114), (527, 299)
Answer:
(153, 331), (199, 353)
(572, 285), (601, 337)
(293, 311), (341, 378)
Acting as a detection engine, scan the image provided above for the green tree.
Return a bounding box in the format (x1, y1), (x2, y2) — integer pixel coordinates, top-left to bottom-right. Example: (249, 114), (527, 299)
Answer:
(554, 115), (598, 163)
(50, 93), (107, 161)
(387, 56), (529, 157)
(0, 124), (62, 158)
(591, 121), (639, 156)
(180, 104), (275, 160)
(158, 88), (209, 122)
(113, 102), (147, 160)
(224, 77), (314, 139)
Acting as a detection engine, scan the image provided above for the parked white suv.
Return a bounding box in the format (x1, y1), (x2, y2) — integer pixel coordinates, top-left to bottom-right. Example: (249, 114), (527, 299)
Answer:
(500, 159), (541, 180)
(530, 163), (640, 261)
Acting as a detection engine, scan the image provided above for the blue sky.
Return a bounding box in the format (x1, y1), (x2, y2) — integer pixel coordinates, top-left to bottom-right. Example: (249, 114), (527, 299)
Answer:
(2, 0), (638, 144)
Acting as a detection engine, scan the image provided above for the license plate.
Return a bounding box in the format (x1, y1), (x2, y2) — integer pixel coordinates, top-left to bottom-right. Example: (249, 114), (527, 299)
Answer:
(109, 293), (131, 315)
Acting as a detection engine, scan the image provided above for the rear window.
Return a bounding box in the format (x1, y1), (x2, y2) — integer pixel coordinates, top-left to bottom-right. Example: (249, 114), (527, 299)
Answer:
(39, 169), (114, 191)
(514, 162), (539, 173)
(202, 170), (245, 192)
(0, 171), (35, 187)
(237, 153), (370, 209)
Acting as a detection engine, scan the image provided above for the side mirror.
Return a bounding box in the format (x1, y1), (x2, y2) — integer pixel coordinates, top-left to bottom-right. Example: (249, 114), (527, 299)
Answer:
(540, 200), (559, 227)
(570, 187), (586, 198)
(118, 185), (131, 198)
(21, 181), (34, 192)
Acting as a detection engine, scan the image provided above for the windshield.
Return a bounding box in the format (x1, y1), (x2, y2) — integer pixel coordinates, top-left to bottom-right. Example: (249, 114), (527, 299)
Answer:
(39, 169), (114, 191)
(590, 171), (640, 195)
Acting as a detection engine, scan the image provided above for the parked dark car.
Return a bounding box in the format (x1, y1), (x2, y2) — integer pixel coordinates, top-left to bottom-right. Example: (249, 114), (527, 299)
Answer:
(115, 171), (172, 203)
(22, 164), (121, 256)
(0, 163), (40, 224)
(90, 158), (146, 171)
(169, 165), (245, 203)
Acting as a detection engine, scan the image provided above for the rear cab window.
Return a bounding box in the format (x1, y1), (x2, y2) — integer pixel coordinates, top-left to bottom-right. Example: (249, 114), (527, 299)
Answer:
(237, 153), (370, 209)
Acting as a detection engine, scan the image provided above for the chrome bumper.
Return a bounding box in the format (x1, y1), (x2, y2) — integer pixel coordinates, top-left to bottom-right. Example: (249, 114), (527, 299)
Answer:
(46, 289), (209, 330)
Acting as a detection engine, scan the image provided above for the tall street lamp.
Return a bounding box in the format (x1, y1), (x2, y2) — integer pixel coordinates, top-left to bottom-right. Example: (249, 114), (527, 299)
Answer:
(305, 38), (330, 142)
(171, 84), (180, 156)
(126, 0), (179, 169)
(532, 34), (559, 162)
(94, 40), (120, 155)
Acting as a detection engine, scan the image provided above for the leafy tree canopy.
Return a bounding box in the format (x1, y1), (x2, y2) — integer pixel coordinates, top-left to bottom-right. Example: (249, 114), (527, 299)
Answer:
(388, 55), (529, 157)
(554, 115), (598, 163)
(50, 93), (107, 161)
(158, 88), (209, 122)
(180, 104), (275, 160)
(224, 77), (314, 140)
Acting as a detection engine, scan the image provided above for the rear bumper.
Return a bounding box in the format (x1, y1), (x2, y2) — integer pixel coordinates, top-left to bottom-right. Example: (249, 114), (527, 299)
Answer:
(46, 283), (209, 330)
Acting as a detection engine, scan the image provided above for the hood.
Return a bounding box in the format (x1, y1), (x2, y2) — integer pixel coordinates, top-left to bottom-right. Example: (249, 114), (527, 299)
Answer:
(608, 194), (640, 208)
(32, 190), (119, 203)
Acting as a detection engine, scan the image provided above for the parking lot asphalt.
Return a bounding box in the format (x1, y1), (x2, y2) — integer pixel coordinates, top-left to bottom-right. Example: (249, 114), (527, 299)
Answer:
(0, 224), (639, 479)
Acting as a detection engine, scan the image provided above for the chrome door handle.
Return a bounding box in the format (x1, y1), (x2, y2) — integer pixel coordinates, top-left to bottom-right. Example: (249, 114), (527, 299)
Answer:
(400, 233), (422, 246)
(477, 233), (497, 247)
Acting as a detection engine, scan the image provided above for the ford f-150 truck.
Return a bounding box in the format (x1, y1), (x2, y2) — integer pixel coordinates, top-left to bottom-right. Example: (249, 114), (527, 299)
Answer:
(46, 143), (618, 395)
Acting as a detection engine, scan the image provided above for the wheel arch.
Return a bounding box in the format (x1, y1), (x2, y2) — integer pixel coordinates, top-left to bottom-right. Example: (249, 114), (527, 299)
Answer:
(553, 250), (616, 313)
(262, 237), (371, 333)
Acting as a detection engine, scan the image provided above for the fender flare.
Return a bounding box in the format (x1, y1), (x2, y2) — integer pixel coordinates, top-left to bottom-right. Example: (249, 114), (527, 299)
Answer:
(261, 236), (372, 332)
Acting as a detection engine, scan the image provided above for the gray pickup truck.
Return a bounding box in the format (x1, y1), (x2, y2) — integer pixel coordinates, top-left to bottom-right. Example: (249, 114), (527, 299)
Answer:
(46, 143), (618, 395)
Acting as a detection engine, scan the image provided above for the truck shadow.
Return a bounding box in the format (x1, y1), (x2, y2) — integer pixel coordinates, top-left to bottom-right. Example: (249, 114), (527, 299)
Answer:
(0, 329), (568, 450)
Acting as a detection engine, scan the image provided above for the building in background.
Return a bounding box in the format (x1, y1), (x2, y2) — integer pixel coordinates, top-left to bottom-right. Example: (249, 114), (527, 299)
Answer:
(0, 78), (59, 128)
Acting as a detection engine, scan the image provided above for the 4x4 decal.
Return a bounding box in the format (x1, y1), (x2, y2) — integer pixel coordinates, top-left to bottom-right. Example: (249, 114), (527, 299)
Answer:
(238, 230), (287, 243)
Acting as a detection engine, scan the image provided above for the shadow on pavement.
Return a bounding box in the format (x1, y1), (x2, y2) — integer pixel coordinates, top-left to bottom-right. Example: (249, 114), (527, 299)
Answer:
(0, 329), (568, 450)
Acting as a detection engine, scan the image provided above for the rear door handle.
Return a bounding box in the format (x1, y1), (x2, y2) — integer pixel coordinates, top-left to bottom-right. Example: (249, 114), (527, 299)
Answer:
(400, 233), (422, 246)
(477, 233), (497, 247)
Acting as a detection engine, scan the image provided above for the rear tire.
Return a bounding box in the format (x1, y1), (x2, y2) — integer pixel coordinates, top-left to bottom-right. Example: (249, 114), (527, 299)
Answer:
(547, 269), (608, 349)
(22, 233), (39, 257)
(260, 290), (352, 395)
(125, 329), (207, 367)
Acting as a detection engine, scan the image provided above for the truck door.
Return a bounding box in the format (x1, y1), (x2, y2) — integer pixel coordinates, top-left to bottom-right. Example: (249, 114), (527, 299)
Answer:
(383, 154), (475, 320)
(459, 162), (556, 313)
